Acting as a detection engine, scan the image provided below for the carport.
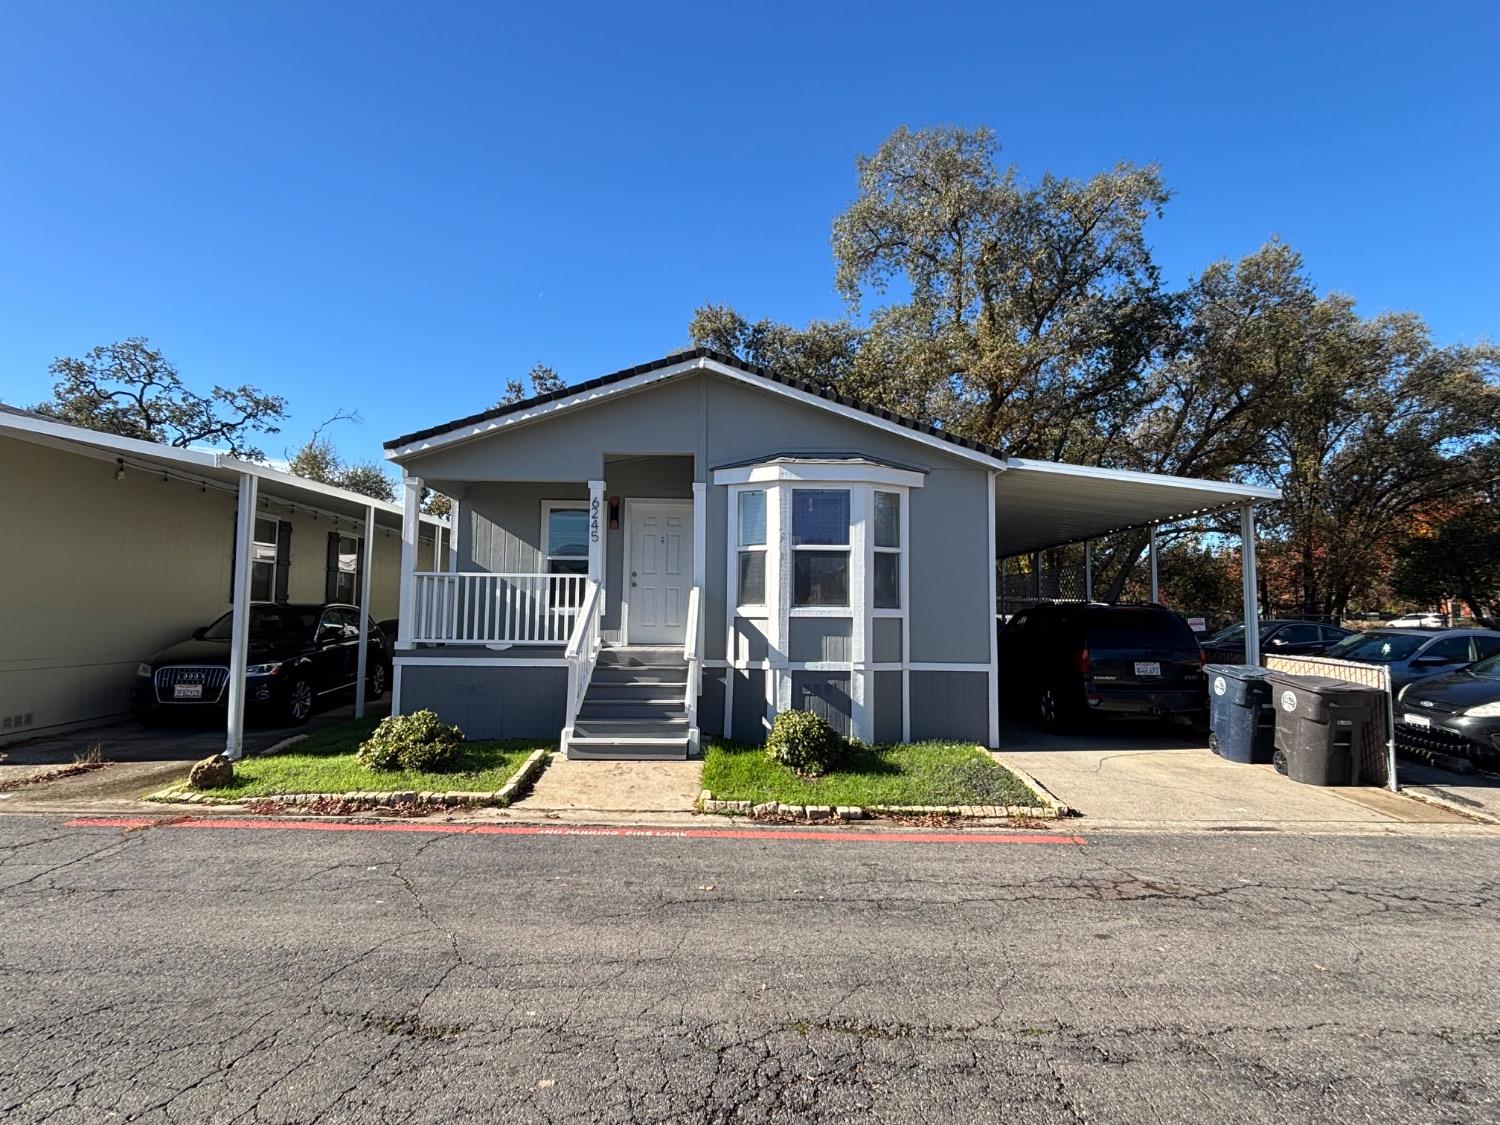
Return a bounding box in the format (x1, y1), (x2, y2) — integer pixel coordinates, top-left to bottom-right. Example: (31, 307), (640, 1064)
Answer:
(0, 407), (447, 756)
(990, 456), (1280, 674)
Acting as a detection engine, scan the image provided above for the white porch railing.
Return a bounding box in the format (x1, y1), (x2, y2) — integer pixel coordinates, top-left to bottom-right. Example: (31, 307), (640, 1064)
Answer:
(562, 581), (605, 750)
(683, 585), (702, 752)
(409, 572), (586, 645)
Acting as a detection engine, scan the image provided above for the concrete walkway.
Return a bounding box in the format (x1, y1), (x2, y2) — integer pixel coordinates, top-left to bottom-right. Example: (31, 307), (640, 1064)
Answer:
(994, 719), (1471, 829)
(516, 755), (703, 814)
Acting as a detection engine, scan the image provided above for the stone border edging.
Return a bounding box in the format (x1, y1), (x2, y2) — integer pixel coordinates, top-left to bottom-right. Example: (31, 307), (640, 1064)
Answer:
(150, 748), (554, 811)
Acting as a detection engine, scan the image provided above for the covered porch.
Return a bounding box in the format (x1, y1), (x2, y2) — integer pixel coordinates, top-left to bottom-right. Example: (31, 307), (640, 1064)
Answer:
(393, 454), (706, 757)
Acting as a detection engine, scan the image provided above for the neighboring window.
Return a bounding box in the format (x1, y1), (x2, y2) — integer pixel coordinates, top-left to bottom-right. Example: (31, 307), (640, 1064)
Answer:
(792, 489), (849, 607)
(250, 517), (278, 601)
(873, 491), (901, 609)
(737, 490), (766, 607)
(544, 506), (589, 576)
(328, 533), (360, 604)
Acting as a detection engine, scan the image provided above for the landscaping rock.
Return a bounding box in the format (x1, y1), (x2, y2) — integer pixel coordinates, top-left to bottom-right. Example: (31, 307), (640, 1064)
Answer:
(752, 803), (778, 819)
(806, 805), (832, 821)
(187, 754), (233, 790)
(835, 806), (863, 820)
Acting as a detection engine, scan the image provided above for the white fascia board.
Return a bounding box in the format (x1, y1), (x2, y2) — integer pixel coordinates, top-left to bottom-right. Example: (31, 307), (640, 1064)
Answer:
(382, 354), (1010, 471)
(1004, 456), (1282, 501)
(0, 410), (221, 470)
(384, 358), (707, 461)
(712, 462), (926, 488)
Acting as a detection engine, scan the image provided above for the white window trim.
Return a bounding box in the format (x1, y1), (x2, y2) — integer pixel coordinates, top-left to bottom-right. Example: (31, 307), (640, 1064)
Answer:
(250, 516), (279, 600)
(790, 487), (853, 611)
(714, 462), (926, 489)
(540, 498), (589, 573)
(734, 488), (769, 614)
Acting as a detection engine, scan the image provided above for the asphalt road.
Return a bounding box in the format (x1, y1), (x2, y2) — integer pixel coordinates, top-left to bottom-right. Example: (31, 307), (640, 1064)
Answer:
(2, 816), (1496, 1123)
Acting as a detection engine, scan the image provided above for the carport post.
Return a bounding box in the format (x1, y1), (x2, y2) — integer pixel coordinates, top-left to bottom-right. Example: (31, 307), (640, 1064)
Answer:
(1084, 541), (1093, 602)
(354, 504), (375, 719)
(394, 475), (423, 715)
(1148, 526), (1160, 603)
(224, 471), (258, 761)
(1240, 504), (1261, 666)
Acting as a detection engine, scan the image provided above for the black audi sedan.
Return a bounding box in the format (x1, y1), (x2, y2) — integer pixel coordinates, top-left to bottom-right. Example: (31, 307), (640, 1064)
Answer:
(130, 603), (390, 726)
(1395, 650), (1500, 768)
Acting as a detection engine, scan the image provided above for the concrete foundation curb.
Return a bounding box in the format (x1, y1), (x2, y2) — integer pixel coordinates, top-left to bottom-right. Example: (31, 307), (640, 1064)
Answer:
(148, 748), (555, 812)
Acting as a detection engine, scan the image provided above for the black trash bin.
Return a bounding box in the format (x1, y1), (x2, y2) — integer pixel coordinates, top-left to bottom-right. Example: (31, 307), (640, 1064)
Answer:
(1205, 665), (1276, 764)
(1267, 672), (1383, 786)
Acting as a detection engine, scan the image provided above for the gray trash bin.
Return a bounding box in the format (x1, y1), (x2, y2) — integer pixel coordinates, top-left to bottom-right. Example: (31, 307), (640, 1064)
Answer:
(1267, 672), (1382, 786)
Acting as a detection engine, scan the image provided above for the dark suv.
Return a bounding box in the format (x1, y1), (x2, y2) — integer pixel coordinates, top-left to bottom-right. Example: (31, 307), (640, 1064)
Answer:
(130, 603), (391, 726)
(998, 603), (1205, 728)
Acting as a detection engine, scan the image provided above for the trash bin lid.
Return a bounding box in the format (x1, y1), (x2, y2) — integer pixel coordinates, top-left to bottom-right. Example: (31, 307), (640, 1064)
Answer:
(1265, 672), (1381, 698)
(1205, 664), (1274, 683)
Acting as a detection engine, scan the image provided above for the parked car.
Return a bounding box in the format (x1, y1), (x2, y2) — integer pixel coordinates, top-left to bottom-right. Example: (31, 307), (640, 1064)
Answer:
(1322, 628), (1500, 692)
(130, 603), (391, 726)
(1395, 650), (1500, 768)
(997, 603), (1205, 729)
(1202, 619), (1354, 665)
(1386, 612), (1446, 629)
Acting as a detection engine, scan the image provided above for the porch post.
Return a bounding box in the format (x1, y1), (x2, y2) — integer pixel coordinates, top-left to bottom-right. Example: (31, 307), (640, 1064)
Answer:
(691, 480), (706, 618)
(1240, 504), (1261, 666)
(395, 475), (422, 715)
(354, 504), (375, 718)
(224, 471), (258, 761)
(448, 500), (460, 572)
(986, 471), (1000, 749)
(587, 479), (606, 589)
(1148, 526), (1160, 603)
(1083, 540), (1093, 603)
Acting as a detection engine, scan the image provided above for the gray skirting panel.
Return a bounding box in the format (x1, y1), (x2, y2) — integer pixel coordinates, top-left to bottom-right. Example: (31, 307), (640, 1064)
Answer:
(399, 664), (567, 740)
(908, 670), (990, 743)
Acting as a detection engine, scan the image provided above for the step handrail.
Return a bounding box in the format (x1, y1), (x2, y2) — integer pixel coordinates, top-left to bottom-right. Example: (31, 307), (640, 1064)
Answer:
(561, 580), (604, 752)
(683, 586), (702, 752)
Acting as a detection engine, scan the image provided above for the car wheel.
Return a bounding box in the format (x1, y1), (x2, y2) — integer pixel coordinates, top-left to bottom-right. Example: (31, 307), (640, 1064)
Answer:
(369, 662), (387, 699)
(284, 677), (314, 725)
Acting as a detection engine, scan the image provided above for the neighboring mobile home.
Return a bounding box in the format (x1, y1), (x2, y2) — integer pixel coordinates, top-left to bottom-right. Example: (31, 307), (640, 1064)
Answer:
(383, 349), (1277, 759)
(0, 405), (445, 745)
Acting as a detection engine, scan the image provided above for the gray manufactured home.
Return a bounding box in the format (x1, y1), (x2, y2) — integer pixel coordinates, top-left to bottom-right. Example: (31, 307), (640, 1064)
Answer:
(383, 349), (1275, 758)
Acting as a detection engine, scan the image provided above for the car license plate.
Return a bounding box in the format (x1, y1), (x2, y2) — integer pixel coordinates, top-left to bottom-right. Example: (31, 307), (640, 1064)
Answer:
(173, 683), (203, 700)
(1402, 712), (1430, 729)
(1134, 662), (1161, 677)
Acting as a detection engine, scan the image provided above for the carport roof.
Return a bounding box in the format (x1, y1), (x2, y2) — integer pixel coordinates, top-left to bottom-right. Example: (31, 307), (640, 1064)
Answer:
(0, 403), (443, 532)
(994, 458), (1279, 557)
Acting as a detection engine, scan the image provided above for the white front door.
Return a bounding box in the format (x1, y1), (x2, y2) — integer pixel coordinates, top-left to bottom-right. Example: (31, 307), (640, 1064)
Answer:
(628, 501), (692, 645)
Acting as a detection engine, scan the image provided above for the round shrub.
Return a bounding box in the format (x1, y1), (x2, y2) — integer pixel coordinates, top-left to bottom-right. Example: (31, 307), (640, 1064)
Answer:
(357, 710), (464, 773)
(764, 709), (848, 777)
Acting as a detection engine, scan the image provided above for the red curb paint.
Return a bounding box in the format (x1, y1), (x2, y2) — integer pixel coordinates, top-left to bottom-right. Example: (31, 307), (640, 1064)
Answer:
(63, 815), (1085, 846)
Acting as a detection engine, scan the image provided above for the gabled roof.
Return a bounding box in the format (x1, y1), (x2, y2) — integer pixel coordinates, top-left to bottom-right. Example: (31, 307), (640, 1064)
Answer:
(383, 347), (1008, 467)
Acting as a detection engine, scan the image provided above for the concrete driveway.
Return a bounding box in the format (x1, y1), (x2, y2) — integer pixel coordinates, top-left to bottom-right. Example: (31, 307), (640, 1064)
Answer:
(994, 717), (1472, 829)
(0, 699), (388, 812)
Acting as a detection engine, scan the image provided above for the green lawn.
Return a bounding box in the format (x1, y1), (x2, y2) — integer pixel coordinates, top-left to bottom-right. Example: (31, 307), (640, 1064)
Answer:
(700, 739), (1039, 808)
(183, 718), (546, 800)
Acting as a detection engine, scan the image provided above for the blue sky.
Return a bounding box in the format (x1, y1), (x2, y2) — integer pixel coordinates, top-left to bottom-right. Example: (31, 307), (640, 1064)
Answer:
(2, 1), (1496, 468)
